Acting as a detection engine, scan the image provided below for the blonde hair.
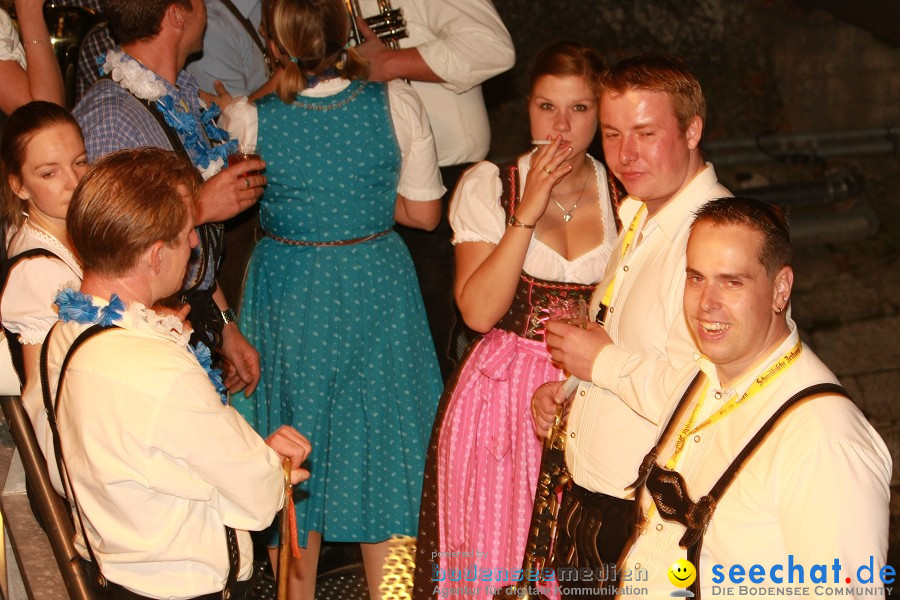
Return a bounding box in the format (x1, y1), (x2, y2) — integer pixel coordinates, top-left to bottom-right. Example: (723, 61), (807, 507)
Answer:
(600, 54), (706, 133)
(265, 0), (369, 103)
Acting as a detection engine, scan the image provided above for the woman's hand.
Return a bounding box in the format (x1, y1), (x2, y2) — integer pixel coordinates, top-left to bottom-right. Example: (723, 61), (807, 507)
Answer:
(514, 136), (574, 226)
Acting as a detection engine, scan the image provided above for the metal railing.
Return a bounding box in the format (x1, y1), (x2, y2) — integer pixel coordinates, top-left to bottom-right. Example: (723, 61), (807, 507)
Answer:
(0, 395), (94, 600)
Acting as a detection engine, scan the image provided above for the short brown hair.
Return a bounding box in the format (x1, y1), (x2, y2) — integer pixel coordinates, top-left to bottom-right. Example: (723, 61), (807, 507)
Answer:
(692, 197), (792, 276)
(67, 148), (200, 277)
(265, 0), (369, 103)
(600, 54), (706, 133)
(528, 41), (606, 97)
(1, 102), (83, 229)
(104, 0), (192, 45)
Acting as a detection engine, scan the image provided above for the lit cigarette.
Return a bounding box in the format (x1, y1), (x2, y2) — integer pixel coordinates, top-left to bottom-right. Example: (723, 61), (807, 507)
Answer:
(531, 140), (552, 145)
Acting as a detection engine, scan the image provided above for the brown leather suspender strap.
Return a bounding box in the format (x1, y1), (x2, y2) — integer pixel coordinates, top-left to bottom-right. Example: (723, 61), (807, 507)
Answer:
(216, 0), (267, 57)
(682, 382), (849, 598)
(39, 324), (240, 598)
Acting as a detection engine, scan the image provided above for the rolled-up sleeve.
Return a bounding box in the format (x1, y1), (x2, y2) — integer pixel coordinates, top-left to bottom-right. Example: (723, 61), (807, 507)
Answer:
(388, 79), (445, 200)
(413, 0), (514, 94)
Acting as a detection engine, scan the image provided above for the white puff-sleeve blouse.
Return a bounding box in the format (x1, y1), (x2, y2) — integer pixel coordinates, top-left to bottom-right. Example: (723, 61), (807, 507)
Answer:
(448, 153), (618, 285)
(3, 223), (83, 345)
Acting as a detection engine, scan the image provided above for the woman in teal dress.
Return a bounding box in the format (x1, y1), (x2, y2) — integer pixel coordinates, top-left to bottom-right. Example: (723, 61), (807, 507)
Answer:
(222, 0), (444, 596)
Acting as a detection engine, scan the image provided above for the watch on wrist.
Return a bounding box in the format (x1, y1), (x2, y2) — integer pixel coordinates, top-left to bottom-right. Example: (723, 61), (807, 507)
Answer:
(221, 308), (238, 324)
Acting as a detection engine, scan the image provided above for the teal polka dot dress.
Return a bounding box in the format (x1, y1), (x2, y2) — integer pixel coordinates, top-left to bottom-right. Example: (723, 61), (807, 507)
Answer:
(234, 81), (442, 545)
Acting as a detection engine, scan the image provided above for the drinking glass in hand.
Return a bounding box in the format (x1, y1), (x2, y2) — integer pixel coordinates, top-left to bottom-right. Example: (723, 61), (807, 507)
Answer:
(228, 144), (262, 175)
(546, 297), (589, 328)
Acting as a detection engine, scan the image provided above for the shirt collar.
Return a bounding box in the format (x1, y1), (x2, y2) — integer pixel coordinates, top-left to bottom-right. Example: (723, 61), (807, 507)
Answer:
(694, 317), (800, 397)
(617, 162), (721, 243)
(653, 162), (720, 241)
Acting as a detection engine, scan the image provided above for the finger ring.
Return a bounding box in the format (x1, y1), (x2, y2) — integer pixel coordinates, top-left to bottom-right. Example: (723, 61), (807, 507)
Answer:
(244, 177), (251, 189)
(542, 166), (553, 174)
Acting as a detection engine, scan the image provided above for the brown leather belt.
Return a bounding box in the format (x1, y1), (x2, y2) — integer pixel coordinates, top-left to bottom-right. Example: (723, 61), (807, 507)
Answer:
(260, 227), (391, 247)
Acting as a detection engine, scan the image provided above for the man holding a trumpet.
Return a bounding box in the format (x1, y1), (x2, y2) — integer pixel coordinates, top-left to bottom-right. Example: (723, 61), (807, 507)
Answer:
(354, 0), (516, 377)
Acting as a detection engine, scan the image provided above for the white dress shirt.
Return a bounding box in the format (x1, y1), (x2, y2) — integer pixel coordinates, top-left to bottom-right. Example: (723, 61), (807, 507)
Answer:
(448, 153), (617, 284)
(22, 297), (284, 599)
(565, 164), (731, 497)
(621, 321), (891, 599)
(358, 0), (514, 166)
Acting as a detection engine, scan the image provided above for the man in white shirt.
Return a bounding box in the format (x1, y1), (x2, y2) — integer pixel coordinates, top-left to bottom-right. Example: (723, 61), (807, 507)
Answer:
(24, 147), (311, 599)
(531, 54), (731, 586)
(619, 197), (891, 598)
(355, 0), (515, 376)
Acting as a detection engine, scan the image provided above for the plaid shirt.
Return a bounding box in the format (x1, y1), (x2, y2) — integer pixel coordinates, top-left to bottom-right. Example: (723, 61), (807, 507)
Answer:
(52, 0), (112, 104)
(73, 51), (209, 162)
(73, 50), (222, 294)
(75, 25), (114, 103)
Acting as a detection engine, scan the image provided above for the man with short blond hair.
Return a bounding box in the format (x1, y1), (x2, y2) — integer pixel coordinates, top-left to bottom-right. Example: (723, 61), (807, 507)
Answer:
(532, 55), (731, 584)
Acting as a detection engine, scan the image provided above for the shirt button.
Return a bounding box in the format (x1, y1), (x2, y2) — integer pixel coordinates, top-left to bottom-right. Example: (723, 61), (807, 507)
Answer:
(623, 265), (629, 272)
(694, 435), (701, 443)
(579, 390), (585, 397)
(635, 563), (641, 569)
(656, 524), (663, 531)
(714, 391), (722, 400)
(570, 432), (576, 438)
(609, 306), (615, 314)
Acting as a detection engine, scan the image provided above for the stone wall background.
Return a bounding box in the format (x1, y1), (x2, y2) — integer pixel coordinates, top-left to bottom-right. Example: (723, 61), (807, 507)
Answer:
(481, 0), (900, 565)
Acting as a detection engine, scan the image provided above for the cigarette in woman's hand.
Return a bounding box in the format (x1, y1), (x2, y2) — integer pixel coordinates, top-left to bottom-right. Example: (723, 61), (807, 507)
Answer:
(531, 140), (552, 145)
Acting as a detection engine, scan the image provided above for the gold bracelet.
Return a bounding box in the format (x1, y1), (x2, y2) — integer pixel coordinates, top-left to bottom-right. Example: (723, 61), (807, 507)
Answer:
(506, 214), (536, 229)
(28, 39), (52, 45)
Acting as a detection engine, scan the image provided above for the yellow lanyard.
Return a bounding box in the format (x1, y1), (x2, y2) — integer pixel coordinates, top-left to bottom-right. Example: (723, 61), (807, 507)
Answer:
(597, 203), (646, 323)
(640, 340), (804, 527)
(665, 339), (803, 470)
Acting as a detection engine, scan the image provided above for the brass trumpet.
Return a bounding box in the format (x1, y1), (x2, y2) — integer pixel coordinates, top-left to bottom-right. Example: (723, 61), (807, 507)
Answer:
(344, 0), (407, 50)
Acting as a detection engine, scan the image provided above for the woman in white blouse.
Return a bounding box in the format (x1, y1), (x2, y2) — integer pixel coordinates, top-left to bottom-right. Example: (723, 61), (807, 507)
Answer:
(414, 41), (620, 598)
(0, 0), (64, 114)
(1, 101), (87, 386)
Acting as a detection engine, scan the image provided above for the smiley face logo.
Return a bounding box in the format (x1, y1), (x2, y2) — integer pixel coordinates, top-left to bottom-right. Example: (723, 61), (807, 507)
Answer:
(668, 558), (697, 588)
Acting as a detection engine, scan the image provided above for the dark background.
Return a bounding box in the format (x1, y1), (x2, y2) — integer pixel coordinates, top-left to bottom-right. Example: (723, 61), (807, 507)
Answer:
(483, 0), (900, 566)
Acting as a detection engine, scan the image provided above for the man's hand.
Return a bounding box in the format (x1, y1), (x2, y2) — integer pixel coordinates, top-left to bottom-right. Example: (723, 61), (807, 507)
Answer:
(219, 323), (261, 396)
(545, 320), (613, 381)
(265, 425), (312, 484)
(195, 161), (267, 224)
(531, 380), (568, 438)
(353, 18), (390, 81)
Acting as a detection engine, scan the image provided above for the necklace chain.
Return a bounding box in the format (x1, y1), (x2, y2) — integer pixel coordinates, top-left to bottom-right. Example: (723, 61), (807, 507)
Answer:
(552, 171), (589, 223)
